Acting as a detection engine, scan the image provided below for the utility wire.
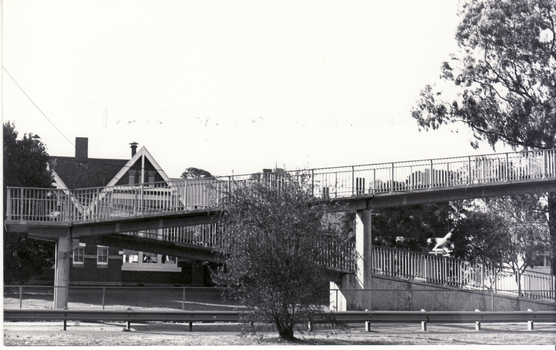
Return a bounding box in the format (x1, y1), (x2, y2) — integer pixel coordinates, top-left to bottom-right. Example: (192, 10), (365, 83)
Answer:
(3, 66), (75, 148)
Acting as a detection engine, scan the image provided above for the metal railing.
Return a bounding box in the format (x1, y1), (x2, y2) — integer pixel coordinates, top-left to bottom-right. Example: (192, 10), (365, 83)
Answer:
(371, 245), (556, 302)
(118, 226), (357, 273)
(121, 223), (224, 249)
(4, 308), (555, 332)
(6, 149), (556, 223)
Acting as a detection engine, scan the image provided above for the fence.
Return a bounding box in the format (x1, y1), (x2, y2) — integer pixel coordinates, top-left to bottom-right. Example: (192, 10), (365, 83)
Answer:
(3, 285), (243, 311)
(6, 279), (554, 313)
(371, 245), (556, 302)
(6, 149), (556, 223)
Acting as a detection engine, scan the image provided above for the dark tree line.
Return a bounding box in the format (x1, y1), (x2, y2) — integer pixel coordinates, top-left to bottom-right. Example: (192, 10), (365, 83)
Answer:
(4, 122), (55, 284)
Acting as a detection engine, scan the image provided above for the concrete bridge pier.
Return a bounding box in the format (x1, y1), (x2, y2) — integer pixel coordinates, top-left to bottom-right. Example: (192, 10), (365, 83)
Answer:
(330, 209), (373, 311)
(53, 229), (72, 309)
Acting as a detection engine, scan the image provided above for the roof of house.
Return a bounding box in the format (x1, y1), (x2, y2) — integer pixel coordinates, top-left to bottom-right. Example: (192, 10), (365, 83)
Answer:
(50, 138), (172, 190)
(51, 156), (129, 189)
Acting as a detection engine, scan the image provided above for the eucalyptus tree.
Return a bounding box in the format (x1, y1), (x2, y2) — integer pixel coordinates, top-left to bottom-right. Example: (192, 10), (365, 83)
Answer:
(412, 0), (556, 273)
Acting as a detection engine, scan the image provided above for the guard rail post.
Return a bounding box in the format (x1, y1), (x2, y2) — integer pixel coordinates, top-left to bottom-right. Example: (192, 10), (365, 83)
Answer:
(528, 309), (534, 331)
(364, 309), (371, 332)
(125, 308), (132, 331)
(63, 307), (68, 331)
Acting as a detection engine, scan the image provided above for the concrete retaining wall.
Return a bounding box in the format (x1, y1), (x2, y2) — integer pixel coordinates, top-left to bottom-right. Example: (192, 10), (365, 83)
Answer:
(332, 274), (556, 312)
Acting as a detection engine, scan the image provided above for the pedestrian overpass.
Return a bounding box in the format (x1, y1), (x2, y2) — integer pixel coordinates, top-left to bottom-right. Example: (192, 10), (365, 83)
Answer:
(5, 148), (556, 309)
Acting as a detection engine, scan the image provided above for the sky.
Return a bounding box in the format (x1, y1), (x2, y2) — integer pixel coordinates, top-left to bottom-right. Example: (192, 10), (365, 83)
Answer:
(2, 0), (507, 179)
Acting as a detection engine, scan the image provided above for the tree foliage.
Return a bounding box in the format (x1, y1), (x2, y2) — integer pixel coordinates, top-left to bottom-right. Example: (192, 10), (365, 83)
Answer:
(371, 202), (457, 252)
(452, 194), (550, 292)
(412, 0), (556, 274)
(3, 122), (54, 188)
(3, 122), (55, 284)
(412, 0), (555, 149)
(181, 167), (213, 179)
(214, 173), (347, 340)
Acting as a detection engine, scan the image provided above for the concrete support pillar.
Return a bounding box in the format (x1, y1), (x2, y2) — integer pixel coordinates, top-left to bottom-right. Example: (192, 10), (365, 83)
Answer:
(330, 209), (373, 311)
(191, 261), (206, 286)
(54, 230), (71, 309)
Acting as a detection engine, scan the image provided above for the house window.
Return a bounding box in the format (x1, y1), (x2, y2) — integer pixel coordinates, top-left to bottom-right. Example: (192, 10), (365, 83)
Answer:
(162, 255), (177, 264)
(97, 246), (109, 265)
(73, 247), (85, 265)
(534, 252), (551, 267)
(143, 252), (157, 264)
(148, 170), (156, 184)
(123, 249), (139, 264)
(121, 250), (180, 272)
(129, 170), (137, 185)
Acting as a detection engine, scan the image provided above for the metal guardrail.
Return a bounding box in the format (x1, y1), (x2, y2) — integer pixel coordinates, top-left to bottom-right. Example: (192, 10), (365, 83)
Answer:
(4, 309), (556, 332)
(6, 149), (556, 223)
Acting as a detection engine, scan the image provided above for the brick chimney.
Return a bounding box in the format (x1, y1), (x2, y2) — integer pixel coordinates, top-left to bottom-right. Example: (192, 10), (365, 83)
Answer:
(130, 142), (138, 157)
(75, 137), (88, 161)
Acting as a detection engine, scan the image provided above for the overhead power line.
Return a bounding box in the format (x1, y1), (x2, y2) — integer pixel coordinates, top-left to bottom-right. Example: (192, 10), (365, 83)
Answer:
(3, 66), (75, 148)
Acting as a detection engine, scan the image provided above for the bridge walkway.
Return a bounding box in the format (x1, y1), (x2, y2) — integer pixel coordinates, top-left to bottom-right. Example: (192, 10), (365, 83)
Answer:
(5, 149), (556, 231)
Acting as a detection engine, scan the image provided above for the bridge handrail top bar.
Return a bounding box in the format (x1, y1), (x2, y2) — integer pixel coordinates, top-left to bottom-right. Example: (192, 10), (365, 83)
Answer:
(8, 148), (555, 192)
(296, 148), (556, 173)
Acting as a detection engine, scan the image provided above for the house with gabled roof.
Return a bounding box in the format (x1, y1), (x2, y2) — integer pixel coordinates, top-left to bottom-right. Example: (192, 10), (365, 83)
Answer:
(37, 137), (212, 286)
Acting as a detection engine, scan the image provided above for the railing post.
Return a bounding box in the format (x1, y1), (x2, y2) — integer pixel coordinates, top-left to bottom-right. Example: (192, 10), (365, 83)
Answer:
(373, 169), (376, 194)
(182, 287), (186, 311)
(19, 286), (23, 309)
(505, 153), (510, 181)
(19, 188), (24, 220)
(409, 166), (413, 190)
(430, 159), (434, 189)
(311, 169), (315, 197)
(7, 188), (12, 220)
(543, 150), (547, 178)
(424, 256), (428, 282)
(391, 163), (395, 192)
(351, 166), (355, 196)
(468, 156), (472, 185)
(102, 287), (106, 310)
